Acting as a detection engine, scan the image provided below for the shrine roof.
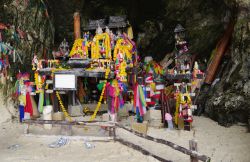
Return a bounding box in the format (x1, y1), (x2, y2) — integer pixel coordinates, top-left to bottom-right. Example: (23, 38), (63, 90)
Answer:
(83, 16), (129, 30)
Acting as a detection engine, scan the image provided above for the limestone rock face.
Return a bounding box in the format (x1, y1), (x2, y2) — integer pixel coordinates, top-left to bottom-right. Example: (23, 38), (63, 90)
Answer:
(202, 0), (250, 126)
(0, 90), (15, 123)
(0, 0), (54, 68)
(46, 0), (229, 61)
(0, 0), (54, 118)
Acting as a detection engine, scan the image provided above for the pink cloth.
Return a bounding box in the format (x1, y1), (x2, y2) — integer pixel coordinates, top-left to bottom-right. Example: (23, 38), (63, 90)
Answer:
(165, 113), (172, 121)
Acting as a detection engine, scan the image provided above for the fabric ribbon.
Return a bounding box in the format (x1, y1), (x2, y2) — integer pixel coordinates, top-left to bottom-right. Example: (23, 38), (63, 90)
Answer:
(133, 84), (147, 117)
(24, 92), (33, 116)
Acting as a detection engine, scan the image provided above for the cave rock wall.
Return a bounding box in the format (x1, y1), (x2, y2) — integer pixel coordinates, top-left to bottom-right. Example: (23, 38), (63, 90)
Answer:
(204, 0), (250, 126)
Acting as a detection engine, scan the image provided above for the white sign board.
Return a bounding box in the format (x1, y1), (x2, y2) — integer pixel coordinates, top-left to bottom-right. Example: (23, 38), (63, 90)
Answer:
(54, 74), (76, 90)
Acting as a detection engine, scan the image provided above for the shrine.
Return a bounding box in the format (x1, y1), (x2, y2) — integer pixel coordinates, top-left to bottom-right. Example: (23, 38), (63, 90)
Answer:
(9, 10), (206, 133)
(1, 1), (249, 161)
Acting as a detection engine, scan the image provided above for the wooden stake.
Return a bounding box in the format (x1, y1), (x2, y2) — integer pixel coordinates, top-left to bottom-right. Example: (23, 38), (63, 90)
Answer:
(189, 139), (198, 162)
(24, 124), (29, 134)
(73, 12), (81, 40)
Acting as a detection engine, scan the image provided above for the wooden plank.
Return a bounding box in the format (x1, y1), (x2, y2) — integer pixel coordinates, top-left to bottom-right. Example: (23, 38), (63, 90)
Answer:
(116, 123), (211, 162)
(23, 119), (116, 127)
(116, 138), (172, 162)
(166, 74), (192, 80)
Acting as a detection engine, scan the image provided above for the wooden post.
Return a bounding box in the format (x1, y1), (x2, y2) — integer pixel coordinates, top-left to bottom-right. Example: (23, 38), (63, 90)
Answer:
(189, 139), (198, 162)
(53, 92), (59, 112)
(161, 90), (165, 123)
(248, 111), (250, 132)
(43, 46), (47, 60)
(113, 127), (116, 141)
(24, 124), (29, 134)
(108, 127), (111, 137)
(73, 12), (81, 40)
(72, 91), (76, 106)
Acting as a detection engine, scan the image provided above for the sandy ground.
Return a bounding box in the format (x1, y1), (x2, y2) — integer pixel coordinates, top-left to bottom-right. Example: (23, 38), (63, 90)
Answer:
(147, 117), (250, 162)
(0, 116), (249, 162)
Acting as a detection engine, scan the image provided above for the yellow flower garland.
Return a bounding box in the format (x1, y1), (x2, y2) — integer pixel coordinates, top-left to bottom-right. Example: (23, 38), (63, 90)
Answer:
(56, 91), (73, 122)
(117, 61), (127, 82)
(91, 33), (111, 59)
(89, 68), (110, 121)
(34, 71), (43, 93)
(174, 93), (180, 125)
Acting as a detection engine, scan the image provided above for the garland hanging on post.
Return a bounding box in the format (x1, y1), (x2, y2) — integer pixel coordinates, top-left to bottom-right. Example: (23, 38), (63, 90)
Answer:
(56, 91), (73, 122)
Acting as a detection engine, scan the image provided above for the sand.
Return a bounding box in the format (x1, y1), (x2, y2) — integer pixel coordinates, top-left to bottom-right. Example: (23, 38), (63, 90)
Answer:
(0, 113), (249, 162)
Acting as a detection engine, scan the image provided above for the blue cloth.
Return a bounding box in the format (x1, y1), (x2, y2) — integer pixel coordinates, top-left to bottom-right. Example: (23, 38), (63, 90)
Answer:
(19, 105), (24, 122)
(136, 107), (143, 123)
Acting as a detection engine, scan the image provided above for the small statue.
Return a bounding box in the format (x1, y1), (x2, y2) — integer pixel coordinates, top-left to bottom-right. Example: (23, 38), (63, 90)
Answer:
(59, 38), (69, 56)
(174, 24), (188, 55)
(105, 26), (110, 34)
(32, 55), (38, 70)
(96, 24), (103, 34)
(83, 32), (90, 41)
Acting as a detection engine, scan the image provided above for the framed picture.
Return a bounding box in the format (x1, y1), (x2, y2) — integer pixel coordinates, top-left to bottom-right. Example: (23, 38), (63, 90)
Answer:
(54, 74), (77, 90)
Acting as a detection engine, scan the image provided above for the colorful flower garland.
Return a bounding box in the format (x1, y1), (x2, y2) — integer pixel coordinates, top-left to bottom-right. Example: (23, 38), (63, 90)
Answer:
(69, 39), (88, 58)
(113, 38), (133, 62)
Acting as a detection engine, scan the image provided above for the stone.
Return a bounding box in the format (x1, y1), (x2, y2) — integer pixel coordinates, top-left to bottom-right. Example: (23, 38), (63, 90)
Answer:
(68, 105), (82, 117)
(131, 121), (148, 134)
(102, 113), (110, 121)
(143, 110), (163, 128)
(0, 90), (12, 124)
(53, 112), (65, 121)
(128, 115), (136, 125)
(243, 81), (250, 96)
(118, 104), (130, 118)
(144, 109), (162, 121)
(149, 119), (164, 128)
